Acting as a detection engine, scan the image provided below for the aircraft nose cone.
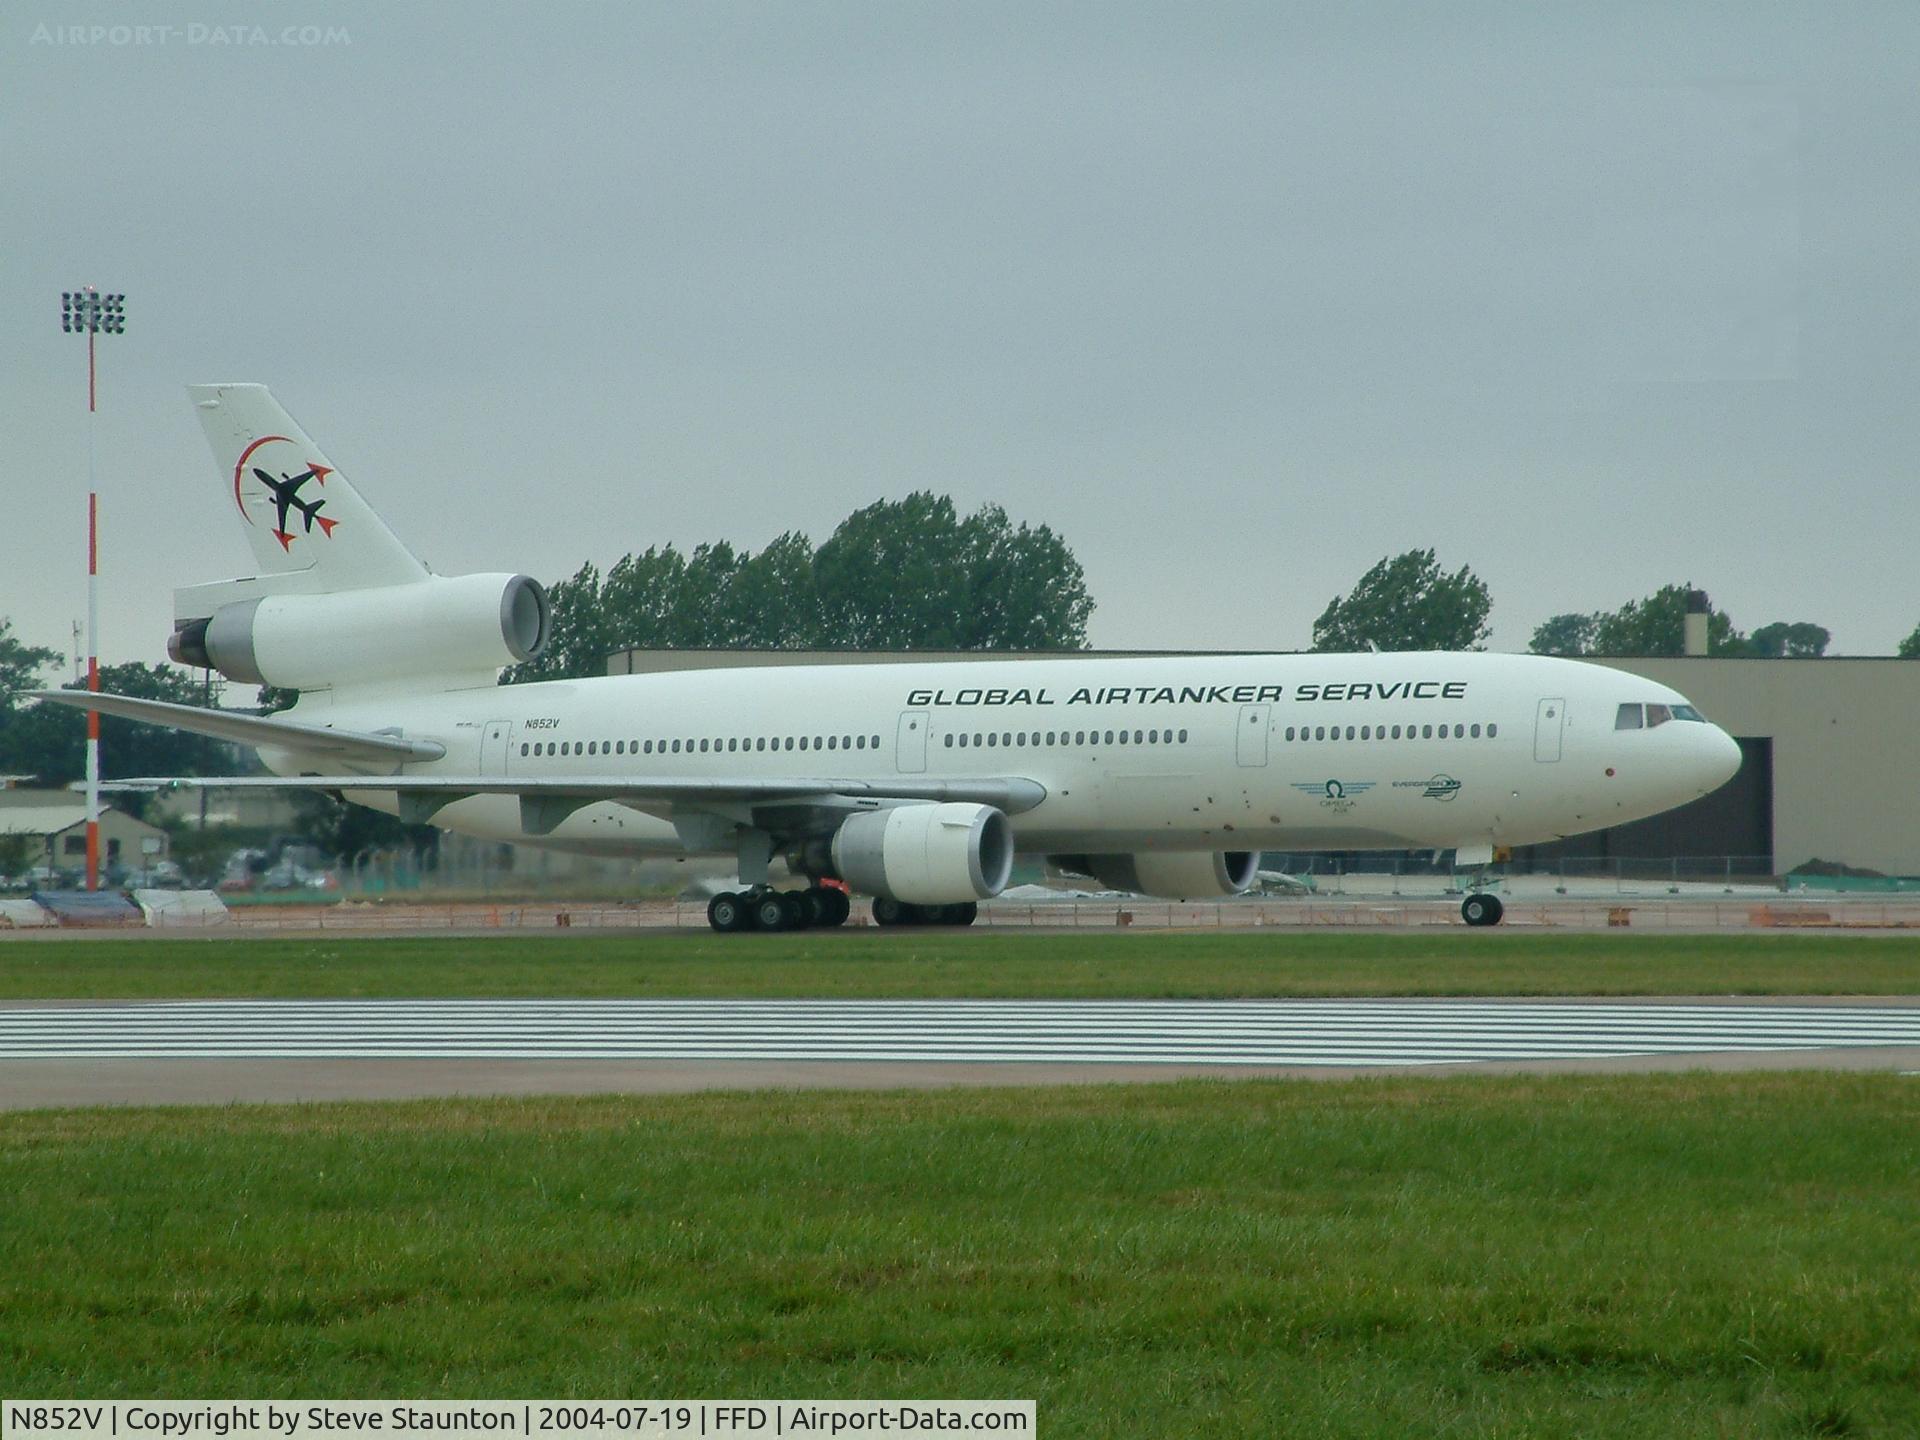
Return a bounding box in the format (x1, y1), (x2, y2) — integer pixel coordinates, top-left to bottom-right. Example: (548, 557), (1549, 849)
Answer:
(1699, 726), (1742, 793)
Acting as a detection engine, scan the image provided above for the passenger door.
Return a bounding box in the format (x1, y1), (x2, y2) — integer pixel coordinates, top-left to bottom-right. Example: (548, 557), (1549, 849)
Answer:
(1534, 698), (1565, 763)
(1236, 704), (1270, 767)
(480, 719), (513, 775)
(896, 710), (929, 774)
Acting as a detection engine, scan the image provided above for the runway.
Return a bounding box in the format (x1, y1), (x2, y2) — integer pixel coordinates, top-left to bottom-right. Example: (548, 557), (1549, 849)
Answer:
(2, 997), (1918, 1109)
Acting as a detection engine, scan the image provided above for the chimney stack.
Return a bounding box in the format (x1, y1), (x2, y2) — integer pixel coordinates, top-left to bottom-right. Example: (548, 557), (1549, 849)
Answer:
(1683, 588), (1710, 657)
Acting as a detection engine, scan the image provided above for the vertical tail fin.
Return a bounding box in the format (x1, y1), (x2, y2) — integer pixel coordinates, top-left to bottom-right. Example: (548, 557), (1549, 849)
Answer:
(190, 384), (427, 592)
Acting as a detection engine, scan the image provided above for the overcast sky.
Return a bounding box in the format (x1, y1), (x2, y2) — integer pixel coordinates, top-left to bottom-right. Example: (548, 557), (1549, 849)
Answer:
(3, 2), (1915, 676)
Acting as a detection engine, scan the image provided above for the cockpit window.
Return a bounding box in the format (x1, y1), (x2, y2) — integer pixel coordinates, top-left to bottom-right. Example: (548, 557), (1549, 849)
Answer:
(1619, 701), (1707, 730)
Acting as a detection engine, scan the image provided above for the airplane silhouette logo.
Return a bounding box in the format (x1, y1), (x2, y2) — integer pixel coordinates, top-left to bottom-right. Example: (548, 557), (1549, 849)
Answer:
(229, 435), (342, 551)
(252, 466), (338, 550)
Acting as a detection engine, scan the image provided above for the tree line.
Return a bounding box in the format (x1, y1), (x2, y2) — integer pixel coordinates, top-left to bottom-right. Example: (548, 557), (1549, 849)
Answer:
(509, 493), (1095, 682)
(1307, 549), (1872, 659)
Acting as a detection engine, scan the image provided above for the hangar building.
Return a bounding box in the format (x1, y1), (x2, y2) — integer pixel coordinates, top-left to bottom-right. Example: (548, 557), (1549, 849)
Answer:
(608, 647), (1920, 879)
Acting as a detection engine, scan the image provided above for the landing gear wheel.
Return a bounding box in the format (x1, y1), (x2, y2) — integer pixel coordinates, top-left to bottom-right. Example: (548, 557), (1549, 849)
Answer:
(872, 896), (907, 927)
(751, 891), (793, 931)
(779, 892), (808, 930)
(1461, 893), (1505, 927)
(935, 901), (978, 927)
(706, 892), (747, 933)
(797, 888), (830, 927)
(818, 888), (852, 927)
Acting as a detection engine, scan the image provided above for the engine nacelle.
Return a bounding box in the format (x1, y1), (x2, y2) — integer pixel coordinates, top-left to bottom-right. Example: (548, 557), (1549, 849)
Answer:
(831, 803), (1014, 904)
(169, 573), (548, 690)
(1055, 850), (1259, 900)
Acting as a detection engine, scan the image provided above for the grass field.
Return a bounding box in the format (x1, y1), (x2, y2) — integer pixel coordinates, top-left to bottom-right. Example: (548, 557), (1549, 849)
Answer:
(0, 931), (1916, 1000)
(2, 1073), (1916, 1436)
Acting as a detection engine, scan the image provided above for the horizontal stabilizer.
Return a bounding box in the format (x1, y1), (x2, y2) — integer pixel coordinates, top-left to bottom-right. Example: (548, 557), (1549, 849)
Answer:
(27, 691), (445, 768)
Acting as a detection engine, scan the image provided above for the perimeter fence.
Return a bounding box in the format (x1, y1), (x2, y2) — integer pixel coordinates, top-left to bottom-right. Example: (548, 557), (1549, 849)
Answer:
(97, 893), (1920, 933)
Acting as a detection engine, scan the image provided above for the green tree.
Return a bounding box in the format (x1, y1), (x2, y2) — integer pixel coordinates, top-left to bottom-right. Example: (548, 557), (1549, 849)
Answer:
(0, 831), (32, 881)
(287, 791), (439, 867)
(1900, 625), (1920, 659)
(1311, 550), (1492, 653)
(1529, 612), (1598, 657)
(1747, 621), (1830, 658)
(0, 618), (62, 785)
(724, 531), (820, 649)
(0, 619), (58, 703)
(1588, 585), (1743, 656)
(813, 494), (1092, 650)
(950, 504), (1095, 651)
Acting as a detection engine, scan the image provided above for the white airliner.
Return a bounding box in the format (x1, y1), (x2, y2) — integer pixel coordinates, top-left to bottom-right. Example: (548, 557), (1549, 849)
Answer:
(36, 386), (1742, 931)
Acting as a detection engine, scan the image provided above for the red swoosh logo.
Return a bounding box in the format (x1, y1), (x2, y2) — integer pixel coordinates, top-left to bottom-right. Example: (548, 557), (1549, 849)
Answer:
(231, 434), (293, 524)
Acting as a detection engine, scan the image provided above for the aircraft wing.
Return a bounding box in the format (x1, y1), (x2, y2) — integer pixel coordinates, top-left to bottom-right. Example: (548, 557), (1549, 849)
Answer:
(26, 690), (445, 768)
(113, 773), (1048, 836)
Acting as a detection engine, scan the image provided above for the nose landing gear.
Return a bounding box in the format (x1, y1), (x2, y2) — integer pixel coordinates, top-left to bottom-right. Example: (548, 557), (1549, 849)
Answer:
(1460, 893), (1505, 927)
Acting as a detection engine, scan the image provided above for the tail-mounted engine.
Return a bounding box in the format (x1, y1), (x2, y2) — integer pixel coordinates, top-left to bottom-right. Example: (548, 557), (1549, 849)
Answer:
(168, 572), (548, 691)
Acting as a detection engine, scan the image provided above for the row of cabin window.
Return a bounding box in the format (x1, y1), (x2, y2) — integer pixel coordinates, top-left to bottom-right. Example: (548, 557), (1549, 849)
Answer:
(520, 734), (884, 759)
(1286, 721), (1497, 742)
(944, 727), (1190, 750)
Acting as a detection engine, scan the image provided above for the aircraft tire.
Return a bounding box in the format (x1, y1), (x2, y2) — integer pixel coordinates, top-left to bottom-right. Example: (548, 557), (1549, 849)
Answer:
(872, 896), (907, 927)
(946, 901), (979, 927)
(797, 889), (830, 927)
(1461, 893), (1503, 927)
(751, 892), (791, 932)
(707, 892), (747, 933)
(820, 889), (852, 926)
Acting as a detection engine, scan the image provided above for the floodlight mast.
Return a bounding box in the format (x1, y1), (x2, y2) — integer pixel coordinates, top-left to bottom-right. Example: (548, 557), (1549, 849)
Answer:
(59, 288), (127, 892)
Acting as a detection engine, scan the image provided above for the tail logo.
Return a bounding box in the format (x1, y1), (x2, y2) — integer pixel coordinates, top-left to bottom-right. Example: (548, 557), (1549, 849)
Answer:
(232, 435), (340, 551)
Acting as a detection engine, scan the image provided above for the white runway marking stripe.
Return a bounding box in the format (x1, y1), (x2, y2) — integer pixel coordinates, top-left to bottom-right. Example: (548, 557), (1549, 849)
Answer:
(1, 999), (1917, 1066)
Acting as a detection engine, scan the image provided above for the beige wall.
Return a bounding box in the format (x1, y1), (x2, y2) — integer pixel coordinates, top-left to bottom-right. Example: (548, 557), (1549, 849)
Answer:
(1594, 658), (1920, 876)
(51, 809), (169, 866)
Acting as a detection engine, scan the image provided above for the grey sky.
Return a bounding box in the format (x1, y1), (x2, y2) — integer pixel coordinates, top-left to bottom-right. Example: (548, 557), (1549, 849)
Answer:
(3, 2), (1915, 675)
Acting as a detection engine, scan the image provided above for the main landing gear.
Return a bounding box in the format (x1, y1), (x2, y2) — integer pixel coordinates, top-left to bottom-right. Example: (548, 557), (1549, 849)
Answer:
(1460, 893), (1505, 927)
(707, 885), (852, 933)
(872, 898), (979, 928)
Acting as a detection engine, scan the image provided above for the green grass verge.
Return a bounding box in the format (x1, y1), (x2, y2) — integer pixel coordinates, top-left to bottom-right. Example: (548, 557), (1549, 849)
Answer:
(0, 932), (1917, 1000)
(2, 1074), (1916, 1436)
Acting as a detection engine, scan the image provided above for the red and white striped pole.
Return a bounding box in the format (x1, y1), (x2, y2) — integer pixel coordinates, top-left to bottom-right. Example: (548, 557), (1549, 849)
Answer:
(60, 287), (124, 892)
(85, 300), (101, 892)
(86, 492), (100, 892)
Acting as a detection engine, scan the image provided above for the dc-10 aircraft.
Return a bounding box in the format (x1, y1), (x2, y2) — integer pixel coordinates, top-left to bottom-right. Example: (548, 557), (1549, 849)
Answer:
(35, 385), (1742, 932)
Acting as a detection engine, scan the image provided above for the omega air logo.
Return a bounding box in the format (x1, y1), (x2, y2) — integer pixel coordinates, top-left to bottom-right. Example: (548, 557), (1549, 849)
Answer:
(232, 435), (339, 553)
(903, 678), (1469, 708)
(1291, 779), (1376, 814)
(1392, 774), (1463, 802)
